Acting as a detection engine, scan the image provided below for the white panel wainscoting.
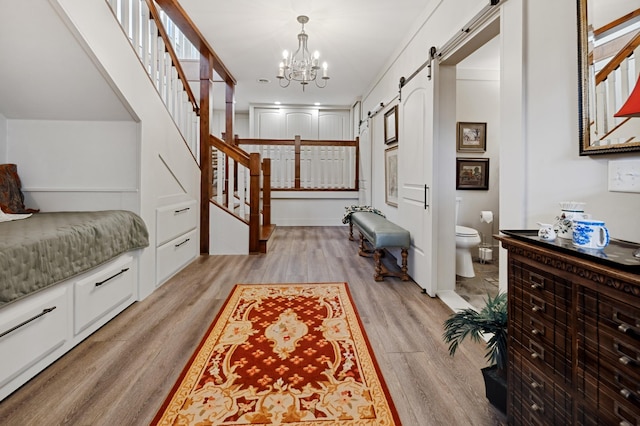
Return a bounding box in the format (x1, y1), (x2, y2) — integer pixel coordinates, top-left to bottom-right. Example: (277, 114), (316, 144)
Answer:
(251, 106), (350, 140)
(271, 191), (359, 226)
(318, 110), (350, 140)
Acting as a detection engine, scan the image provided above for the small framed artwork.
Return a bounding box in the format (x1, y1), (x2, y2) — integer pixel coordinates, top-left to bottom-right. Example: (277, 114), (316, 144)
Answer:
(456, 158), (489, 190)
(384, 105), (398, 144)
(385, 146), (399, 206)
(457, 122), (486, 152)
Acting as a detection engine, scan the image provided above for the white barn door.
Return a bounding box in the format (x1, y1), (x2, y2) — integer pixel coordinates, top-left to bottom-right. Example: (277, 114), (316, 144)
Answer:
(398, 66), (437, 296)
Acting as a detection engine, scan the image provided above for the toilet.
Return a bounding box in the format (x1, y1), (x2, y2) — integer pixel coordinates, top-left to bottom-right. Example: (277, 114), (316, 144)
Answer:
(455, 197), (481, 278)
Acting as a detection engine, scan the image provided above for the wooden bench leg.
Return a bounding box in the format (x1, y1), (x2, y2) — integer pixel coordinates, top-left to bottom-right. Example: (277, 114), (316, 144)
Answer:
(349, 221), (354, 241)
(372, 248), (409, 282)
(358, 232), (374, 257)
(374, 249), (384, 281)
(400, 248), (409, 281)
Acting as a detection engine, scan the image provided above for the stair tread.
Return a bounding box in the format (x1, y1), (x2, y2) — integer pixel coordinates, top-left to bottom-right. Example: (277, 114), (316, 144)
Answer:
(260, 224), (276, 241)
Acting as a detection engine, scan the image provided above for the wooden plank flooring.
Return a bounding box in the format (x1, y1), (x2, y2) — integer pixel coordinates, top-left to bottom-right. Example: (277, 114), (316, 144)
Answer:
(0, 226), (506, 425)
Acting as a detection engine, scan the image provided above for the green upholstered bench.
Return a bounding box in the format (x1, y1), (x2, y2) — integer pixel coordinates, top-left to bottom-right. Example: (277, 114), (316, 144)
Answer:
(349, 211), (410, 282)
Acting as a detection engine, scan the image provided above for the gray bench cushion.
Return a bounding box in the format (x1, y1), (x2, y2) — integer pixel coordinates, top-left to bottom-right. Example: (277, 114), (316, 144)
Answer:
(351, 211), (410, 248)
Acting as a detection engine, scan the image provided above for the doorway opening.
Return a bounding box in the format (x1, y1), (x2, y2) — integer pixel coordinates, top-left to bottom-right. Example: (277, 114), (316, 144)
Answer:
(435, 18), (501, 313)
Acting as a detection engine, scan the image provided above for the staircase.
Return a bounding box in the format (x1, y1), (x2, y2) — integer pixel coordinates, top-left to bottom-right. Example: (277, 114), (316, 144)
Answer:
(210, 135), (274, 254)
(108, 0), (275, 254)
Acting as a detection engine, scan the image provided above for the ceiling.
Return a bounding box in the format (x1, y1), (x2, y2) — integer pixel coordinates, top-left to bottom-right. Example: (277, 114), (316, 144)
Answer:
(178, 0), (440, 111)
(0, 0), (499, 120)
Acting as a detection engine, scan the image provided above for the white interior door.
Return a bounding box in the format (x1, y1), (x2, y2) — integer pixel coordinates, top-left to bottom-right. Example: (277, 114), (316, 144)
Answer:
(398, 66), (436, 295)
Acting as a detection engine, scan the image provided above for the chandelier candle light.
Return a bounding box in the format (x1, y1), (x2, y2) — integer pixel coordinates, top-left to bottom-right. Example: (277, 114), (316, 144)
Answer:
(277, 15), (329, 90)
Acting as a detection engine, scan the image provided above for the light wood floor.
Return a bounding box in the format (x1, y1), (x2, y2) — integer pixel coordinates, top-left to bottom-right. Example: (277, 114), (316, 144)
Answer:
(0, 226), (506, 425)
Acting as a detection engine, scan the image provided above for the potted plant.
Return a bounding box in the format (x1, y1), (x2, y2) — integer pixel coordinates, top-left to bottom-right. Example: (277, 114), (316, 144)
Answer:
(442, 292), (507, 413)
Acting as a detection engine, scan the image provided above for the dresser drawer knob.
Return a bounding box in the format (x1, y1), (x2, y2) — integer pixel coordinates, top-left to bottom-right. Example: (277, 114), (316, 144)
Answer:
(530, 403), (543, 413)
(620, 388), (633, 400)
(620, 421), (633, 426)
(531, 283), (542, 290)
(532, 306), (541, 313)
(531, 328), (540, 335)
(531, 381), (541, 389)
(619, 355), (633, 366)
(531, 352), (539, 359)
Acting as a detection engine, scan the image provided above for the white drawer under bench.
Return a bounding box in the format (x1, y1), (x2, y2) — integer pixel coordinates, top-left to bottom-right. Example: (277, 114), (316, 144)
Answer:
(155, 200), (198, 286)
(0, 253), (139, 401)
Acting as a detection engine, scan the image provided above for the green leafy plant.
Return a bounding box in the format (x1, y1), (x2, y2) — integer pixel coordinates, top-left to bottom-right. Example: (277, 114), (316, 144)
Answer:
(442, 292), (508, 373)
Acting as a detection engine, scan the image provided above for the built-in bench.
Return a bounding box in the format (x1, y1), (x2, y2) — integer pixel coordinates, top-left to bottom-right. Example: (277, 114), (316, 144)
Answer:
(348, 211), (410, 281)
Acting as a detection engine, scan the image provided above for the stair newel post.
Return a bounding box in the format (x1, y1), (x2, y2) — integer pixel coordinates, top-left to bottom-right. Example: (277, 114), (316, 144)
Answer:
(262, 158), (271, 227)
(294, 135), (301, 189)
(249, 153), (261, 253)
(199, 53), (212, 254)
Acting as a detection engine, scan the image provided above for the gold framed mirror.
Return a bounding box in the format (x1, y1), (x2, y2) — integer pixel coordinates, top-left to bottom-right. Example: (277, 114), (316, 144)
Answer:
(578, 0), (640, 155)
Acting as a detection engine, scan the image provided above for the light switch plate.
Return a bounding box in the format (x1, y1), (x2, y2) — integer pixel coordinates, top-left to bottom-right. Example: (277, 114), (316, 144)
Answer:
(608, 159), (640, 193)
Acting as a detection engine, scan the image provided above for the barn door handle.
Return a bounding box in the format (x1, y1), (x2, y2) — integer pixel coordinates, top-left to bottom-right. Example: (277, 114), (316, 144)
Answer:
(424, 185), (429, 209)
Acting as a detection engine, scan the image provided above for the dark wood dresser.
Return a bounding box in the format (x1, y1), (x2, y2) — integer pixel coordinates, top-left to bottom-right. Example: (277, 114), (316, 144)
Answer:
(497, 233), (640, 425)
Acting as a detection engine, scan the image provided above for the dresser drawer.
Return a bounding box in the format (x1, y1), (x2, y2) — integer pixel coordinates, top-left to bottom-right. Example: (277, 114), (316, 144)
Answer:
(511, 337), (572, 388)
(156, 228), (198, 284)
(0, 286), (69, 391)
(512, 282), (571, 328)
(156, 200), (198, 246)
(579, 287), (640, 344)
(74, 255), (135, 335)
(517, 263), (572, 305)
(578, 370), (640, 425)
(510, 345), (573, 425)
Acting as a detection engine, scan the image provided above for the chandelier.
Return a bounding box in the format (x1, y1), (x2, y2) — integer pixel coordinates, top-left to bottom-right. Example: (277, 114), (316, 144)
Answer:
(277, 15), (329, 90)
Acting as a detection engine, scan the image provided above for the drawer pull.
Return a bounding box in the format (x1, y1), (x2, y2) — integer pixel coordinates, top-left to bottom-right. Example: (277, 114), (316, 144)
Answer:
(175, 238), (190, 248)
(174, 207), (190, 214)
(620, 388), (633, 400)
(531, 352), (540, 359)
(530, 403), (543, 413)
(617, 322), (639, 337)
(619, 355), (634, 366)
(531, 380), (541, 389)
(613, 311), (640, 336)
(531, 283), (542, 290)
(0, 307), (57, 339)
(620, 422), (632, 426)
(95, 268), (130, 287)
(532, 306), (541, 312)
(531, 328), (541, 335)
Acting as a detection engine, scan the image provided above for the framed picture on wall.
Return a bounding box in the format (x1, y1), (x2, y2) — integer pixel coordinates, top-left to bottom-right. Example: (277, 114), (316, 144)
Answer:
(456, 158), (489, 190)
(385, 146), (399, 206)
(456, 122), (486, 152)
(384, 105), (398, 144)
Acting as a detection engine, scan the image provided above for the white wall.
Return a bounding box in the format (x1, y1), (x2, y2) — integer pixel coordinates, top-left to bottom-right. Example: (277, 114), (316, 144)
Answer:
(0, 114), (6, 162)
(456, 75), (500, 248)
(8, 119), (138, 211)
(512, 0), (640, 244)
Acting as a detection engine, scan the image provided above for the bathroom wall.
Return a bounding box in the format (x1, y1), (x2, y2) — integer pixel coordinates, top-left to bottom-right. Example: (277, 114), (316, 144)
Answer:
(455, 69), (500, 248)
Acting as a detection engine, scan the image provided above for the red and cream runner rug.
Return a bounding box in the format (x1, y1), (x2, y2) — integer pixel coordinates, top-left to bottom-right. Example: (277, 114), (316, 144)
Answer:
(152, 282), (400, 425)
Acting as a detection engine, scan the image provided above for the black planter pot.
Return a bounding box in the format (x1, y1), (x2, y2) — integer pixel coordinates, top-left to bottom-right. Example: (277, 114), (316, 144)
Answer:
(481, 365), (507, 414)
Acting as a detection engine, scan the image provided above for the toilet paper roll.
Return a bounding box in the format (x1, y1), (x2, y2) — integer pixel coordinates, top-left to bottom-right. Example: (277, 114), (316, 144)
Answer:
(480, 210), (494, 223)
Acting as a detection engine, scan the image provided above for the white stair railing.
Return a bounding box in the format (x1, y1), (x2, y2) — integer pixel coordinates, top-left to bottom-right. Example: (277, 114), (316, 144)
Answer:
(106, 0), (200, 162)
(241, 141), (357, 190)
